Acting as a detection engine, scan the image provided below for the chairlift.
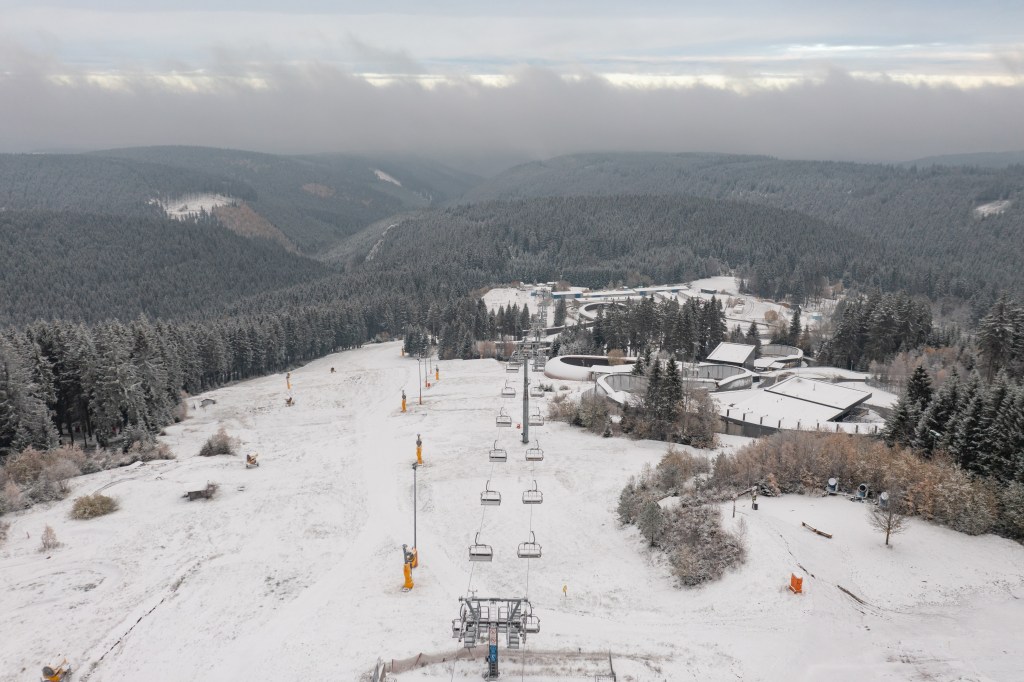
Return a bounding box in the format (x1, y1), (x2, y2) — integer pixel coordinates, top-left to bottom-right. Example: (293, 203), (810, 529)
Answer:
(532, 356), (546, 371)
(489, 440), (508, 463)
(481, 480), (501, 506)
(506, 359), (521, 373)
(525, 440), (544, 462)
(517, 531), (542, 559)
(501, 380), (516, 398)
(522, 480), (543, 505)
(496, 407), (512, 428)
(529, 383), (544, 398)
(469, 532), (493, 562)
(522, 604), (541, 633)
(528, 407), (544, 427)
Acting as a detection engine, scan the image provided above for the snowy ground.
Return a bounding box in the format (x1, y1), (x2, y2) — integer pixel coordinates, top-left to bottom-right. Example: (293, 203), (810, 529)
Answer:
(152, 193), (236, 219)
(2, 342), (1022, 681)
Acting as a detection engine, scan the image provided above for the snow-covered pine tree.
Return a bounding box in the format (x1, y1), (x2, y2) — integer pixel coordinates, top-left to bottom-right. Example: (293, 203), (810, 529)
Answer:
(913, 369), (962, 454)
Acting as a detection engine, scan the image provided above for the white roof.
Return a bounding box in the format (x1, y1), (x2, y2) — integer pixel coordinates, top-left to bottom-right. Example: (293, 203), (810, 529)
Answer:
(722, 390), (842, 423)
(766, 376), (871, 411)
(706, 342), (756, 365)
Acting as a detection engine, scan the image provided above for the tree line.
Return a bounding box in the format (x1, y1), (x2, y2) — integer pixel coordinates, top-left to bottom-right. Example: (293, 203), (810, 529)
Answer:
(0, 306), (365, 457)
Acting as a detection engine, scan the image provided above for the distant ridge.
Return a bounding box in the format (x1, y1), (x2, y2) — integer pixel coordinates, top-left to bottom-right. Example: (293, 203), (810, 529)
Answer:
(903, 151), (1024, 168)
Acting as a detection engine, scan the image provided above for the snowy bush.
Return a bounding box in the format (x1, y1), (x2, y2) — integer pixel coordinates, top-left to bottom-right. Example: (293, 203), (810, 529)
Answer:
(997, 482), (1024, 541)
(39, 524), (61, 552)
(2, 446), (84, 503)
(664, 504), (746, 587)
(1, 480), (26, 513)
(198, 427), (238, 457)
(0, 519), (9, 546)
(709, 431), (1004, 536)
(548, 394), (610, 434)
(70, 493), (119, 519)
(618, 452), (745, 585)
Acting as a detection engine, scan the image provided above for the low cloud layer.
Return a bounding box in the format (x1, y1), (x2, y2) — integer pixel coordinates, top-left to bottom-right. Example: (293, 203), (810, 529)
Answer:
(2, 52), (1023, 163)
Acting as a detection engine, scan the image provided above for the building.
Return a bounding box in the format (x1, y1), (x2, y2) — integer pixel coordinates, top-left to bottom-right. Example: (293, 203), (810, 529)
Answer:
(705, 342), (757, 370)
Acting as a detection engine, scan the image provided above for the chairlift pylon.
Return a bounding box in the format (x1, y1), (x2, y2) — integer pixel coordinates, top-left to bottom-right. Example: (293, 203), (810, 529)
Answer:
(469, 532), (493, 562)
(496, 407), (512, 428)
(525, 440), (544, 462)
(481, 480), (501, 506)
(522, 480), (543, 505)
(517, 531), (541, 559)
(489, 440), (507, 463)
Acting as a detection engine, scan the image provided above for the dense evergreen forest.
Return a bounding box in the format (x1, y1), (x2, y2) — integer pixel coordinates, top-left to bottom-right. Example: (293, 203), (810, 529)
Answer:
(0, 211), (331, 324)
(462, 152), (1024, 300)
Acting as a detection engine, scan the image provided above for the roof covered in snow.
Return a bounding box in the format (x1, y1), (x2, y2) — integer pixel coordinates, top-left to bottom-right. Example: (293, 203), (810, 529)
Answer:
(706, 342), (756, 365)
(766, 376), (871, 411)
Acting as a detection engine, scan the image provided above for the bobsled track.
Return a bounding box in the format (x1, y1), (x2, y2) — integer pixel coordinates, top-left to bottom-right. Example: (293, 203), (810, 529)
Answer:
(2, 342), (1023, 681)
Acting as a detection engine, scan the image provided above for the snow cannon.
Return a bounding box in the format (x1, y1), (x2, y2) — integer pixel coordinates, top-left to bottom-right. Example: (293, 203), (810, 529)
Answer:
(855, 483), (869, 502)
(878, 491), (890, 510)
(41, 659), (71, 682)
(788, 573), (804, 594)
(826, 477), (839, 495)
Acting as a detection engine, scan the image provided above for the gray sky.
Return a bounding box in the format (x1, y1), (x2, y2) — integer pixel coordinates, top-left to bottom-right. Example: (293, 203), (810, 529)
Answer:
(1, 1), (1023, 161)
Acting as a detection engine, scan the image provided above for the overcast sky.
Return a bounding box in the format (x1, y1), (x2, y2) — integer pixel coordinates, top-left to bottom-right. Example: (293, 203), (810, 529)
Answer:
(1, 0), (1023, 162)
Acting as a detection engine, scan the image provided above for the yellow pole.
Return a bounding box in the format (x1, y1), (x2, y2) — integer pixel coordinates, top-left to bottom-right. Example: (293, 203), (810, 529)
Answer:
(401, 390), (407, 413)
(435, 367), (439, 381)
(403, 562), (414, 590)
(416, 433), (423, 464)
(411, 547), (419, 568)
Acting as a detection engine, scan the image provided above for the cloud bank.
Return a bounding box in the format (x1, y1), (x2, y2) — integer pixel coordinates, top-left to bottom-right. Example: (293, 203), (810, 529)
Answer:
(2, 49), (1023, 163)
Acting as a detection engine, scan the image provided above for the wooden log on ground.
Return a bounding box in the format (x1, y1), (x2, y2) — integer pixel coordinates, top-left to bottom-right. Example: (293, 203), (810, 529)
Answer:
(801, 521), (833, 539)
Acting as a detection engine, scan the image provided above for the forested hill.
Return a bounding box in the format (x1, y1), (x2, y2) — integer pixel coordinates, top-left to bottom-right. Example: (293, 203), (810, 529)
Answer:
(0, 211), (330, 325)
(310, 195), (872, 305)
(459, 152), (1024, 300)
(0, 153), (254, 216)
(93, 146), (479, 253)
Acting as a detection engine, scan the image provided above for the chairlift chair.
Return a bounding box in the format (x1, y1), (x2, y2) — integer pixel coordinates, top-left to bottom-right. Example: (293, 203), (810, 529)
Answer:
(532, 356), (546, 371)
(481, 480), (501, 506)
(506, 360), (521, 373)
(501, 380), (516, 398)
(522, 604), (541, 634)
(528, 407), (544, 427)
(489, 440), (508, 463)
(529, 383), (544, 398)
(522, 480), (543, 505)
(496, 407), (513, 428)
(525, 440), (544, 462)
(517, 531), (542, 559)
(469, 532), (493, 562)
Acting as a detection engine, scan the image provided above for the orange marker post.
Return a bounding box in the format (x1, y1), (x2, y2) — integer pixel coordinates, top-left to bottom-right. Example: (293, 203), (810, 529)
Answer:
(789, 572), (803, 594)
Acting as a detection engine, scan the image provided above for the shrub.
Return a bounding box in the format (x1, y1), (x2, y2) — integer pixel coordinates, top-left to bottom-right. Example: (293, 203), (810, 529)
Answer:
(39, 524), (61, 552)
(70, 493), (119, 519)
(0, 520), (9, 546)
(664, 504), (746, 587)
(1, 480), (25, 513)
(199, 428), (238, 457)
(548, 394), (610, 434)
(709, 431), (1002, 536)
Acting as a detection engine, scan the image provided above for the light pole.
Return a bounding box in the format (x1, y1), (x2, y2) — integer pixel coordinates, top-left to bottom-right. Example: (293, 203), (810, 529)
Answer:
(417, 357), (424, 404)
(412, 461), (419, 565)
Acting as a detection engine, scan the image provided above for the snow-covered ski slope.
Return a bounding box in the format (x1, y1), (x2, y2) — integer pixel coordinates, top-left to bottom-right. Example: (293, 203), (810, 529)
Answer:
(2, 342), (1022, 681)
